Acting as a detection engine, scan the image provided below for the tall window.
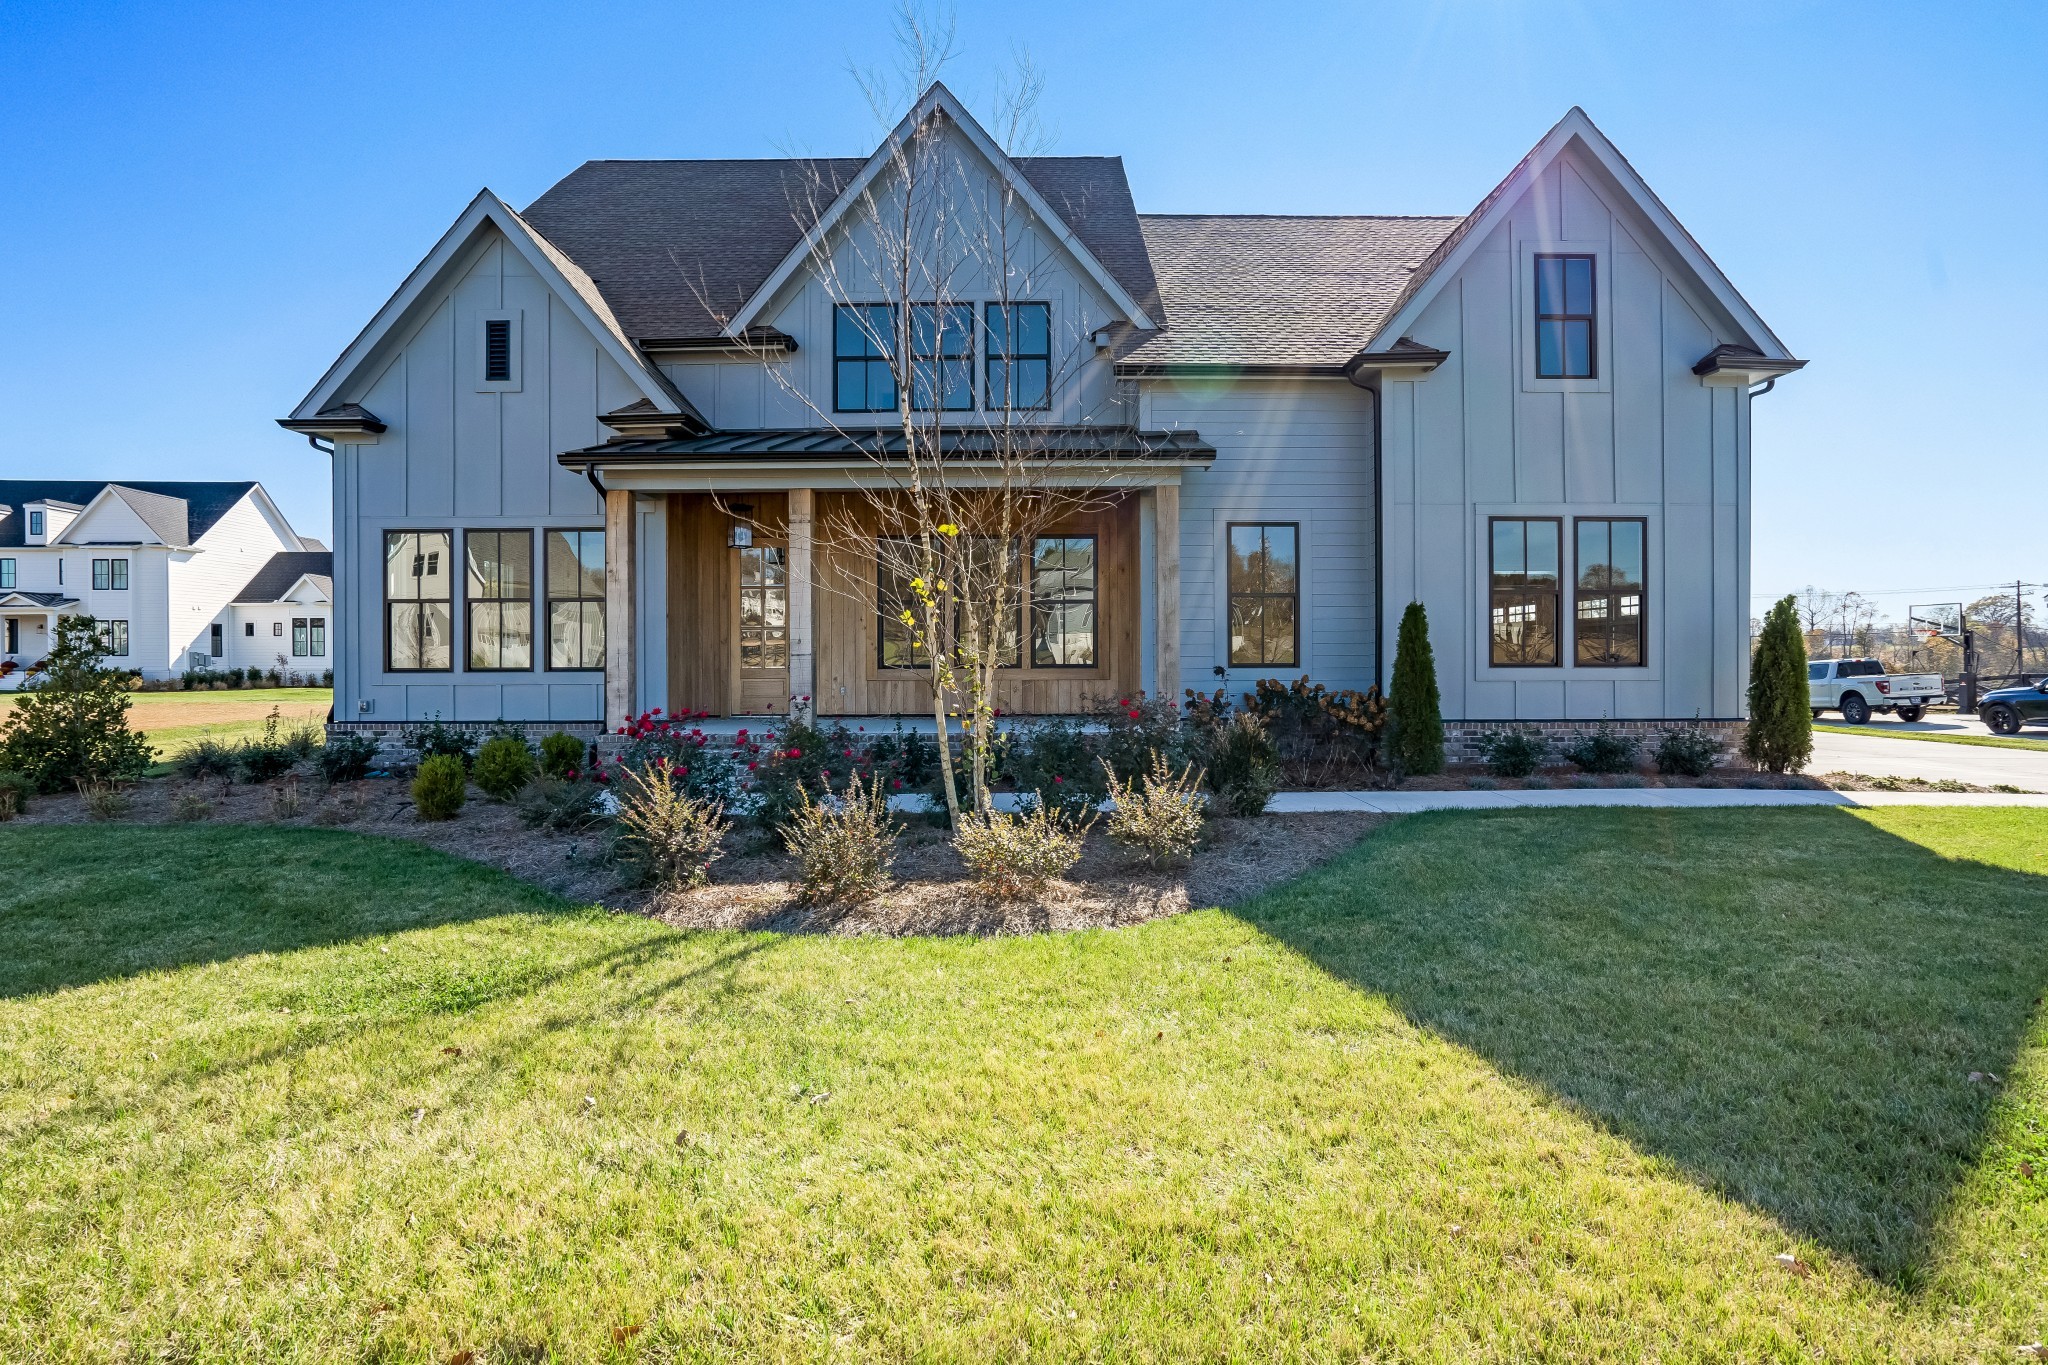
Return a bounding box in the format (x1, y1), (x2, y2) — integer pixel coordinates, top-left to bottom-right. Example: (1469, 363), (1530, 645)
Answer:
(99, 620), (128, 656)
(877, 538), (1021, 670)
(92, 558), (127, 591)
(0, 559), (13, 589)
(545, 529), (606, 670)
(293, 616), (327, 658)
(1031, 536), (1096, 667)
(209, 623), (223, 658)
(738, 546), (789, 670)
(834, 304), (896, 413)
(985, 303), (1051, 410)
(1489, 518), (1562, 666)
(1534, 255), (1596, 378)
(1227, 524), (1299, 667)
(27, 510), (43, 537)
(910, 303), (974, 411)
(464, 530), (532, 671)
(385, 530), (452, 671)
(1574, 518), (1646, 666)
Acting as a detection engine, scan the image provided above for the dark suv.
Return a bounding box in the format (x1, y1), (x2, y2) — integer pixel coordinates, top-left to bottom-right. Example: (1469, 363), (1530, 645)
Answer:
(1977, 679), (2048, 735)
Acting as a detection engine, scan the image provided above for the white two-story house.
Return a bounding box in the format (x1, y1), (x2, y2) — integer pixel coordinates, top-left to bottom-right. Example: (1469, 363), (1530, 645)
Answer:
(282, 89), (1801, 748)
(0, 480), (330, 686)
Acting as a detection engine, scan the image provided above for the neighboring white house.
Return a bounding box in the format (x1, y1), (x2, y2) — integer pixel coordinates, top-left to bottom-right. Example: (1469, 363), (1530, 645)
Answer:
(282, 90), (1802, 745)
(0, 480), (327, 687)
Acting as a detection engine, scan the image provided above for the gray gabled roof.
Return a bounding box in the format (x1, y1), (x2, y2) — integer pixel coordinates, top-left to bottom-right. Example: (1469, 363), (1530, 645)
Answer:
(520, 156), (1165, 343)
(1119, 216), (1464, 369)
(0, 481), (258, 549)
(232, 551), (334, 604)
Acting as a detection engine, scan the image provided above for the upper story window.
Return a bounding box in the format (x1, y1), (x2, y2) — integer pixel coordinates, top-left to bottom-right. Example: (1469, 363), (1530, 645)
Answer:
(1534, 255), (1596, 379)
(1227, 524), (1299, 668)
(1490, 517), (1562, 666)
(27, 510), (43, 538)
(92, 558), (128, 591)
(985, 303), (1051, 411)
(0, 558), (13, 590)
(909, 304), (974, 411)
(834, 304), (896, 413)
(1573, 518), (1646, 667)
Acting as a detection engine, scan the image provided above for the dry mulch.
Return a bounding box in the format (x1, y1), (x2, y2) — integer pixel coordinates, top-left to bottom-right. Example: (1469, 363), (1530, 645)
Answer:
(6, 776), (1386, 937)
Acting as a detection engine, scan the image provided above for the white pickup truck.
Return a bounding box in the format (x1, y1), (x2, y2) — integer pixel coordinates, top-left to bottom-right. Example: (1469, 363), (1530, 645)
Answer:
(1807, 658), (1944, 724)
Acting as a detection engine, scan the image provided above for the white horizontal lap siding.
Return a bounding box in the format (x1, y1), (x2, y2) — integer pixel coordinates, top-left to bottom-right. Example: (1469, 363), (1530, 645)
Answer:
(1382, 150), (1750, 723)
(1147, 379), (1377, 695)
(339, 228), (614, 725)
(167, 496), (299, 673)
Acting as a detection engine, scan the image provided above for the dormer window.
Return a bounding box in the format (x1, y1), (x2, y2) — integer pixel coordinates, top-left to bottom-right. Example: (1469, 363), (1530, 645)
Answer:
(1534, 255), (1596, 379)
(27, 510), (44, 538)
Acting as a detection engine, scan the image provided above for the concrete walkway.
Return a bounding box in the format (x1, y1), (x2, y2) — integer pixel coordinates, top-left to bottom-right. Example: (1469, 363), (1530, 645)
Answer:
(1266, 787), (2048, 813)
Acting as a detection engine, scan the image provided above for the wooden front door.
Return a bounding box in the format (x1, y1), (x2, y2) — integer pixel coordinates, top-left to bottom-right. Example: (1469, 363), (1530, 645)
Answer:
(735, 543), (790, 714)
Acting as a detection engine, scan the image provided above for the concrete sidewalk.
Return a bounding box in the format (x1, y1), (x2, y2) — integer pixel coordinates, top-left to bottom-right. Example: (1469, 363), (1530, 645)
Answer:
(1267, 788), (2048, 814)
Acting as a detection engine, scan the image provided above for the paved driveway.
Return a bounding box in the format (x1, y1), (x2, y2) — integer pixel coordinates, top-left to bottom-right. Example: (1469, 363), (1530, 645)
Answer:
(1810, 729), (2048, 789)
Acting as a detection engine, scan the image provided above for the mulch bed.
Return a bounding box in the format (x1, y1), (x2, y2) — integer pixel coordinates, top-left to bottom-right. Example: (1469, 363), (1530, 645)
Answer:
(5, 776), (1387, 937)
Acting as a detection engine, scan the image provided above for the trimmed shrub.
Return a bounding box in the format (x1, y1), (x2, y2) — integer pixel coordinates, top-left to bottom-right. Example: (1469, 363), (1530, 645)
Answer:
(1102, 752), (1207, 868)
(1745, 595), (1813, 774)
(404, 718), (477, 770)
(1387, 602), (1444, 776)
(538, 730), (587, 780)
(1002, 716), (1104, 818)
(234, 710), (299, 783)
(175, 736), (239, 782)
(1474, 729), (1547, 779)
(1560, 724), (1640, 775)
(612, 758), (729, 889)
(515, 776), (609, 833)
(1654, 725), (1722, 778)
(411, 754), (467, 821)
(473, 734), (539, 801)
(0, 771), (31, 820)
(317, 731), (379, 783)
(0, 616), (153, 792)
(953, 805), (1090, 900)
(779, 770), (897, 905)
(1204, 712), (1280, 817)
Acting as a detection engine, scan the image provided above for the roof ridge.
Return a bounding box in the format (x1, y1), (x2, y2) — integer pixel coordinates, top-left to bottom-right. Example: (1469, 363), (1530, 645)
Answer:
(1138, 212), (1465, 221)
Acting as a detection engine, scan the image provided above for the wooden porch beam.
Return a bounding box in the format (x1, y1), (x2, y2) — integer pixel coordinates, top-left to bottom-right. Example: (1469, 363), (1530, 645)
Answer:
(787, 487), (815, 719)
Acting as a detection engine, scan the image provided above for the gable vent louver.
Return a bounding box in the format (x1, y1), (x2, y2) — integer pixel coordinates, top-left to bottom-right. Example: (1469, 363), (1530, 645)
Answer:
(484, 319), (513, 382)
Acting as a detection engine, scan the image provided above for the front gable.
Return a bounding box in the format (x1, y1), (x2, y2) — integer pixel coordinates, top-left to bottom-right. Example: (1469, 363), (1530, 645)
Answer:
(57, 486), (183, 547)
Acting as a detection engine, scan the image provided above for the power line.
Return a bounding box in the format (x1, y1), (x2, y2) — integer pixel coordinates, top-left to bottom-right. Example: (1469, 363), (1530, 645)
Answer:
(1750, 580), (2043, 601)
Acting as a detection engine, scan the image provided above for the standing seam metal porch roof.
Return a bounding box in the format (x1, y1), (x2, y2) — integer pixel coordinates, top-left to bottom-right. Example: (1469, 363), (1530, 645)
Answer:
(558, 426), (1216, 466)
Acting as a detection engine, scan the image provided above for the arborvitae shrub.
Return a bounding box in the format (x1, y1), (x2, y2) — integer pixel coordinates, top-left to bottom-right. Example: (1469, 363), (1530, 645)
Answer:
(1387, 602), (1444, 776)
(1744, 595), (1813, 774)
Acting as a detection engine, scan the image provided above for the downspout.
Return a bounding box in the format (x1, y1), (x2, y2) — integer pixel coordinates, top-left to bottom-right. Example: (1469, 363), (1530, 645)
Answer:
(300, 435), (336, 457)
(582, 464), (608, 500)
(1748, 378), (1776, 399)
(1371, 379), (1384, 693)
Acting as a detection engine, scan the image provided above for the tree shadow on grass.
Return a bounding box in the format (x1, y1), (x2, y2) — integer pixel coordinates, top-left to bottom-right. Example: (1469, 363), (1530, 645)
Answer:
(1233, 806), (2048, 1286)
(0, 824), (605, 999)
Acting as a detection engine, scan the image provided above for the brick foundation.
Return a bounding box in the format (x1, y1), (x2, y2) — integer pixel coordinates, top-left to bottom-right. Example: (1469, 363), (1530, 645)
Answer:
(1442, 718), (1746, 767)
(325, 718), (603, 767)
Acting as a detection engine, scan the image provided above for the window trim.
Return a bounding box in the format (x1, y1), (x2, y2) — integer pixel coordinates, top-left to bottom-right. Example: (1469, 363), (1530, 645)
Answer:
(1488, 515), (1565, 669)
(1029, 534), (1099, 669)
(833, 303), (898, 414)
(544, 527), (607, 673)
(462, 528), (535, 673)
(984, 302), (1052, 412)
(1225, 521), (1302, 670)
(92, 558), (128, 592)
(27, 510), (44, 538)
(1533, 253), (1597, 380)
(208, 622), (224, 658)
(1571, 516), (1648, 668)
(0, 558), (14, 590)
(383, 528), (455, 674)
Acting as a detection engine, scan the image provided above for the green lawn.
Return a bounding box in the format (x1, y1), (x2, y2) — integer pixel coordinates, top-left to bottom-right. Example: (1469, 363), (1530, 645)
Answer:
(1816, 721), (2048, 751)
(0, 686), (332, 763)
(1, 809), (2043, 1361)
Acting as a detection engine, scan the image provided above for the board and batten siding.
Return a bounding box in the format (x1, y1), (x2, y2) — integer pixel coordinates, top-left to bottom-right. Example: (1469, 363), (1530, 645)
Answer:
(1379, 149), (1751, 722)
(332, 227), (627, 724)
(1141, 379), (1378, 696)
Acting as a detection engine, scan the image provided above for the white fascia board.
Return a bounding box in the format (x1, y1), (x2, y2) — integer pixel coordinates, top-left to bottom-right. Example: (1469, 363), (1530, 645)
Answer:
(725, 81), (1156, 337)
(291, 191), (692, 423)
(53, 485), (174, 547)
(1365, 108), (1794, 362)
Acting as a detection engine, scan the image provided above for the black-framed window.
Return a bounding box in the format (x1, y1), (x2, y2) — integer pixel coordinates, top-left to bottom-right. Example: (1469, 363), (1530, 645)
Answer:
(293, 616), (327, 658)
(4, 620), (15, 653)
(985, 303), (1050, 411)
(91, 558), (127, 591)
(910, 303), (974, 411)
(99, 620), (129, 657)
(384, 530), (452, 672)
(545, 529), (606, 671)
(0, 559), (13, 589)
(209, 623), (223, 658)
(1489, 518), (1562, 666)
(877, 537), (1021, 670)
(464, 530), (532, 671)
(1227, 524), (1299, 667)
(27, 510), (43, 537)
(834, 304), (897, 413)
(1031, 536), (1096, 667)
(244, 622), (254, 637)
(1535, 255), (1596, 379)
(1574, 518), (1646, 667)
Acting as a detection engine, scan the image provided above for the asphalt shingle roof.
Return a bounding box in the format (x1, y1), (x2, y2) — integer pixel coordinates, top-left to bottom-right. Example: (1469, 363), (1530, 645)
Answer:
(0, 481), (259, 550)
(232, 551), (334, 604)
(1121, 216), (1465, 368)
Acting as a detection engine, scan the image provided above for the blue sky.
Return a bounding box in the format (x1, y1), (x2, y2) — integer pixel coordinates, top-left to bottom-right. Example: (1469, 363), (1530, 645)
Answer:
(2, 1), (2042, 620)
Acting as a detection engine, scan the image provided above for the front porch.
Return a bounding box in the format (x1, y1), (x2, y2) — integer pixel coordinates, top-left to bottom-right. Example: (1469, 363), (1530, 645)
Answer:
(598, 479), (1189, 729)
(0, 593), (74, 688)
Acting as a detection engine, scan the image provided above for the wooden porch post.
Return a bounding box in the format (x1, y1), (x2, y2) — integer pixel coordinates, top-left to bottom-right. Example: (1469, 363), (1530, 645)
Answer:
(1154, 481), (1180, 704)
(604, 487), (636, 731)
(787, 487), (815, 720)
